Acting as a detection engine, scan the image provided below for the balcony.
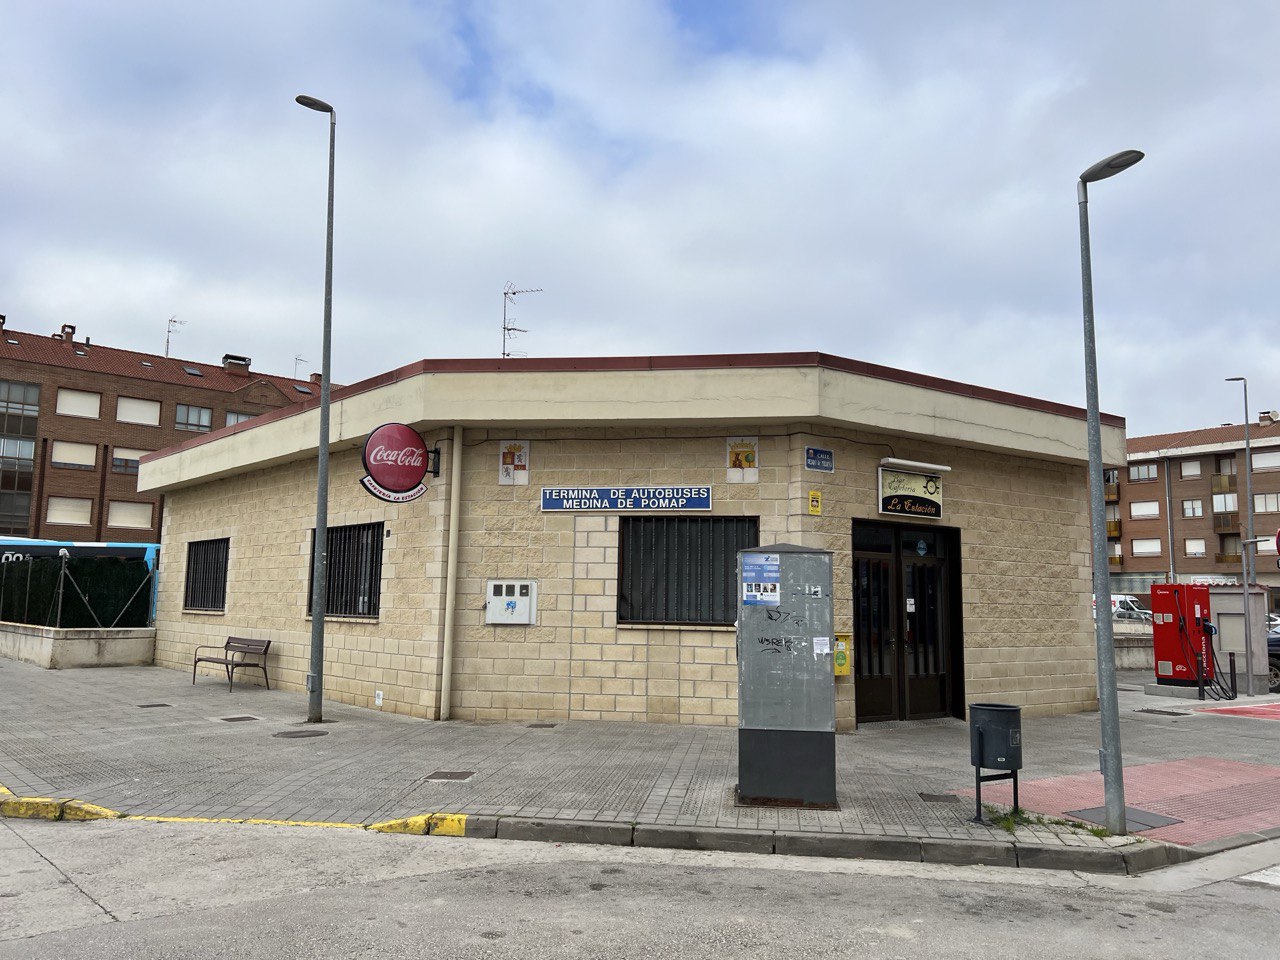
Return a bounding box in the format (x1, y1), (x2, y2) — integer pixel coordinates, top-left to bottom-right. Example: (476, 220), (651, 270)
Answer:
(1211, 473), (1237, 494)
(1104, 482), (1119, 503)
(1212, 511), (1239, 534)
(1215, 552), (1242, 565)
(1106, 519), (1122, 538)
(1108, 555), (1123, 567)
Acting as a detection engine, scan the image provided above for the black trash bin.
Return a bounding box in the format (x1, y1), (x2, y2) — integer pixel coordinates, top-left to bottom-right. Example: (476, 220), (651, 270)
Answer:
(968, 703), (1022, 823)
(969, 702), (1022, 770)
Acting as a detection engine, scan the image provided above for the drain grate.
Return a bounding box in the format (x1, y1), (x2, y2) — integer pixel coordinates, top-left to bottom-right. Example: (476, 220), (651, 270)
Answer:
(137, 703), (172, 709)
(919, 792), (961, 804)
(1136, 709), (1191, 717)
(273, 730), (328, 739)
(426, 770), (475, 782)
(220, 716), (260, 723)
(527, 722), (557, 729)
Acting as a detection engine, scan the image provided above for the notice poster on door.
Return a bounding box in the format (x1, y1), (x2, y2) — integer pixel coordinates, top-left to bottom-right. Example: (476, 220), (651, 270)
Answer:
(499, 440), (530, 485)
(741, 552), (780, 605)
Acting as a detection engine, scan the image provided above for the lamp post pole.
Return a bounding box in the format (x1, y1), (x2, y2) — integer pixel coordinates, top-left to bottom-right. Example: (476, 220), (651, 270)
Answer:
(296, 94), (335, 724)
(1078, 149), (1144, 836)
(1227, 378), (1255, 694)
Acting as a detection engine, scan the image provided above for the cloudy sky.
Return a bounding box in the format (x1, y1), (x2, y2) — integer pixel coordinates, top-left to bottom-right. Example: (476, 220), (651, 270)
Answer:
(2, 1), (1276, 437)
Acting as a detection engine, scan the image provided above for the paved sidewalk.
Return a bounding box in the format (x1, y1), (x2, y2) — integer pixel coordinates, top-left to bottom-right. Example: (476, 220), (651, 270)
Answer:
(3, 660), (1280, 873)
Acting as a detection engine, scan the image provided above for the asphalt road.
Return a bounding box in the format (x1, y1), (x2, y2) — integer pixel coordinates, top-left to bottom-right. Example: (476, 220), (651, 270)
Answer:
(3, 819), (1278, 959)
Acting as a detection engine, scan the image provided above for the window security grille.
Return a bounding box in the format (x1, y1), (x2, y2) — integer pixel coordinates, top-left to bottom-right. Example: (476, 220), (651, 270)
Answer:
(309, 522), (384, 618)
(618, 516), (758, 625)
(184, 538), (230, 611)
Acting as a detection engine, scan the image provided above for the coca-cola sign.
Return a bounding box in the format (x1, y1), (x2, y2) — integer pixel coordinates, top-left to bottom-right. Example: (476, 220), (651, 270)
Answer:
(361, 423), (430, 503)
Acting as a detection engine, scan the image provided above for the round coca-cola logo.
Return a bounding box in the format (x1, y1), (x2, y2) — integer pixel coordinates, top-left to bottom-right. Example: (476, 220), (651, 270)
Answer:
(362, 423), (428, 494)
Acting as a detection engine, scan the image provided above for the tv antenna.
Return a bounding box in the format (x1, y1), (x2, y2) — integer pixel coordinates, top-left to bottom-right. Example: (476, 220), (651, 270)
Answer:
(164, 316), (186, 357)
(502, 282), (542, 358)
(294, 354), (307, 378)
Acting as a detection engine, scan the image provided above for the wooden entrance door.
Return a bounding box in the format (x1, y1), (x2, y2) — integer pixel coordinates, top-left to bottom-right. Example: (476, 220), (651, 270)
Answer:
(853, 523), (956, 722)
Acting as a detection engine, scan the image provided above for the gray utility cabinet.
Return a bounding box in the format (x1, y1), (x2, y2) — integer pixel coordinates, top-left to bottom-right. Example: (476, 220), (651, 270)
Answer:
(736, 543), (836, 808)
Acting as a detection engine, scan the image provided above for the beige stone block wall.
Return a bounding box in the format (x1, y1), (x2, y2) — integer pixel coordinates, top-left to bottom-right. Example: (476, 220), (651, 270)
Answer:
(154, 420), (1098, 729)
(154, 430), (452, 718)
(779, 424), (1098, 720)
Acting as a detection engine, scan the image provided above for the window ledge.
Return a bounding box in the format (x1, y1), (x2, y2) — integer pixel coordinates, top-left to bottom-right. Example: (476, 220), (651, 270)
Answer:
(618, 623), (736, 632)
(305, 615), (381, 624)
(182, 608), (226, 616)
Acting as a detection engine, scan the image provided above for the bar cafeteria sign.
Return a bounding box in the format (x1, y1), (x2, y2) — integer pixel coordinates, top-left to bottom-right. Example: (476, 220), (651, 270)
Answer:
(361, 423), (429, 503)
(879, 467), (943, 519)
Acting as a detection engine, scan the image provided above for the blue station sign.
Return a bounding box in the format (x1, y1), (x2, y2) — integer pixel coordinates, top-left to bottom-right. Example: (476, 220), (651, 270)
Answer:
(541, 486), (712, 512)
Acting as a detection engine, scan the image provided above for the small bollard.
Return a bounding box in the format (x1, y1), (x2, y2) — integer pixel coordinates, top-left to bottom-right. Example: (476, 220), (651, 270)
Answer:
(1197, 653), (1206, 701)
(1229, 652), (1237, 699)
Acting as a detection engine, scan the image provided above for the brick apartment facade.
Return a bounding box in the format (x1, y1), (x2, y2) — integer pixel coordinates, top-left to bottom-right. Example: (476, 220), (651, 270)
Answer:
(0, 316), (317, 544)
(1108, 414), (1280, 613)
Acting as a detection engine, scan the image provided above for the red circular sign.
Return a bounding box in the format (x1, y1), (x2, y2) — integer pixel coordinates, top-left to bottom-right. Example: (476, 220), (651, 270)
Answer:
(362, 423), (428, 494)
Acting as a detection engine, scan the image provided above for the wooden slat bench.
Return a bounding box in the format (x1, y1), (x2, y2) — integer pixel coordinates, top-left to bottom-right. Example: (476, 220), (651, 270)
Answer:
(192, 637), (271, 692)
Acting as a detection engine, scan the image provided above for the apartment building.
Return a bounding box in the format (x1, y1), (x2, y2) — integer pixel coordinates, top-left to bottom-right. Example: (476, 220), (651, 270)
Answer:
(0, 316), (317, 543)
(1108, 414), (1280, 611)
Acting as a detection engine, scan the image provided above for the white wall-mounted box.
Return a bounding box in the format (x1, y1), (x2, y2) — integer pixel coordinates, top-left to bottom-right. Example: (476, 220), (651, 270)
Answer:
(485, 579), (538, 625)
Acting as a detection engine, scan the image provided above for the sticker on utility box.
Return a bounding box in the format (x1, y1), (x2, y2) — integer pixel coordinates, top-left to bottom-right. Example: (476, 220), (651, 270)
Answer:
(741, 553), (781, 606)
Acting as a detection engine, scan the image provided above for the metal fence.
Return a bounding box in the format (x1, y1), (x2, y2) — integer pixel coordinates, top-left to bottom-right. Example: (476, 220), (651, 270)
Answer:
(0, 555), (154, 629)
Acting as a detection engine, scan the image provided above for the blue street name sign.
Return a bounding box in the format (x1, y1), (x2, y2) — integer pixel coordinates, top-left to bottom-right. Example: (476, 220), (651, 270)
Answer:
(805, 447), (835, 472)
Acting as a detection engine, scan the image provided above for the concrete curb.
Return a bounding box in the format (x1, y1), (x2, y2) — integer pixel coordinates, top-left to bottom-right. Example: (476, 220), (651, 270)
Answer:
(0, 788), (1226, 876)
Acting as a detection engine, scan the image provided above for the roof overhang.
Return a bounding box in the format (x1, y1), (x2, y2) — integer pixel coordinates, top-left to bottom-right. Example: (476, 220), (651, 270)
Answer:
(139, 352), (1126, 493)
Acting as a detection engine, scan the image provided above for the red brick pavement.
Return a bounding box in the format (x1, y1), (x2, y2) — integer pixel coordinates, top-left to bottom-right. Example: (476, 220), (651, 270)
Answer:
(962, 757), (1280, 846)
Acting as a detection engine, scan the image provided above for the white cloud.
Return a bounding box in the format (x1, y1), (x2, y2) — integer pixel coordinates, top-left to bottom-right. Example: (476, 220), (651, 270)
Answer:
(2, 1), (1278, 436)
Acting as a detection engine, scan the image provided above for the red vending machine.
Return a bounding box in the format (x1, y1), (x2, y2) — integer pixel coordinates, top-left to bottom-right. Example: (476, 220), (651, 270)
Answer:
(1150, 584), (1214, 686)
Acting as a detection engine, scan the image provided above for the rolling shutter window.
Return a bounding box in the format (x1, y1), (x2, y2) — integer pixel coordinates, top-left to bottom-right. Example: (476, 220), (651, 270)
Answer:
(107, 501), (153, 529)
(50, 441), (97, 467)
(1252, 450), (1280, 471)
(1129, 501), (1159, 519)
(55, 389), (101, 419)
(117, 396), (161, 426)
(47, 497), (92, 525)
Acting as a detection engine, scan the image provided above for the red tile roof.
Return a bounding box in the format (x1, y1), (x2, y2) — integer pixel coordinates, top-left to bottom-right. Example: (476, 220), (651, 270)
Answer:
(0, 326), (317, 397)
(1128, 420), (1280, 455)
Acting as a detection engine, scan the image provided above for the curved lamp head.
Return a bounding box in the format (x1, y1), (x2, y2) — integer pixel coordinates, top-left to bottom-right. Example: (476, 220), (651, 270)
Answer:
(1225, 376), (1246, 383)
(1080, 150), (1144, 183)
(295, 94), (334, 114)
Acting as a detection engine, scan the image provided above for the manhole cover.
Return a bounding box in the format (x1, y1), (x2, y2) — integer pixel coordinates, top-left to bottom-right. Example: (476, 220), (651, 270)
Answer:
(918, 793), (961, 803)
(137, 703), (172, 708)
(527, 722), (556, 728)
(273, 730), (328, 739)
(1136, 709), (1191, 717)
(220, 716), (260, 723)
(1066, 805), (1183, 830)
(426, 771), (475, 782)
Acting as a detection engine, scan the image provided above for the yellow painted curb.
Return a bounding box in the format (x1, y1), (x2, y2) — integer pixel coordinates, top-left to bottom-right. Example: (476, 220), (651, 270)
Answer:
(0, 783), (13, 797)
(368, 815), (433, 835)
(1, 797), (67, 820)
(62, 800), (122, 821)
(429, 814), (467, 837)
(242, 818), (364, 829)
(366, 813), (470, 837)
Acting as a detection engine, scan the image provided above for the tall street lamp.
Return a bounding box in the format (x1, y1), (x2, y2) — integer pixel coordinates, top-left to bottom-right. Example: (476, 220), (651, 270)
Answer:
(1226, 377), (1256, 694)
(1078, 148), (1144, 836)
(296, 93), (335, 724)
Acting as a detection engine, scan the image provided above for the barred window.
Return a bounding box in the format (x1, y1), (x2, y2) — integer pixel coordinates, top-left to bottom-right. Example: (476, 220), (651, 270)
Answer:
(618, 516), (758, 625)
(309, 522), (384, 618)
(184, 538), (230, 611)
